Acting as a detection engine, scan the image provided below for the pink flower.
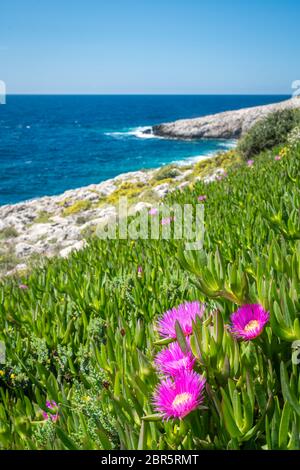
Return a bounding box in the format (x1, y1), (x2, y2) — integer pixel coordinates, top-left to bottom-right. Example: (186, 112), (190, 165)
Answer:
(42, 400), (59, 422)
(157, 301), (204, 339)
(198, 195), (207, 202)
(247, 160), (254, 167)
(149, 208), (158, 215)
(153, 371), (206, 419)
(137, 266), (143, 277)
(216, 172), (227, 181)
(160, 216), (176, 225)
(229, 304), (269, 341)
(161, 216), (174, 225)
(154, 341), (195, 377)
(19, 284), (28, 290)
(275, 155), (281, 161)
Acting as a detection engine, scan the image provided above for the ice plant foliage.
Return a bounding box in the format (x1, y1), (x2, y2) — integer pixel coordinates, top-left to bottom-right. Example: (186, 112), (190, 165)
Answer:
(153, 371), (206, 420)
(4, 144), (300, 449)
(230, 304), (269, 341)
(157, 301), (204, 339)
(154, 341), (195, 377)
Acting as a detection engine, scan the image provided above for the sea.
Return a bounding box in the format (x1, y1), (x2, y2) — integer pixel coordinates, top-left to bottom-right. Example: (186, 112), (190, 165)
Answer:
(0, 95), (289, 205)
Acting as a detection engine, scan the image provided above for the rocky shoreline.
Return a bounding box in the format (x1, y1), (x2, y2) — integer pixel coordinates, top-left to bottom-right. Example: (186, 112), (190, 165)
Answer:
(0, 154), (230, 277)
(150, 97), (300, 139)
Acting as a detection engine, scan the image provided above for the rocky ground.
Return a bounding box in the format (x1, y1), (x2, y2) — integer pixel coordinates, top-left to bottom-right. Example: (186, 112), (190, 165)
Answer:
(0, 158), (228, 276)
(151, 97), (300, 139)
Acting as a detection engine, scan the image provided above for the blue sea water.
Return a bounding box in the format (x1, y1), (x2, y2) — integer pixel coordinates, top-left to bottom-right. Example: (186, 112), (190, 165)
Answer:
(0, 95), (289, 206)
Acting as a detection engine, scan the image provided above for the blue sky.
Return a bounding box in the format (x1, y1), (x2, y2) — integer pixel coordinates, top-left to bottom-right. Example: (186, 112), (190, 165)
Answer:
(0, 0), (299, 94)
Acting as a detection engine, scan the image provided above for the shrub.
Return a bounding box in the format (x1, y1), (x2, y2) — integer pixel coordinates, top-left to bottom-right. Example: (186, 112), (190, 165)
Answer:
(0, 246), (19, 272)
(192, 150), (240, 177)
(152, 165), (181, 181)
(34, 210), (52, 223)
(106, 182), (146, 204)
(0, 226), (19, 239)
(287, 125), (300, 149)
(76, 215), (88, 225)
(62, 200), (91, 216)
(238, 109), (300, 159)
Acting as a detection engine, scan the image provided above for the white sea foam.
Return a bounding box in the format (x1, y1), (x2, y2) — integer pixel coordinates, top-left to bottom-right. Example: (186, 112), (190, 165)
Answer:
(174, 153), (215, 166)
(173, 140), (237, 166)
(218, 139), (238, 149)
(105, 126), (159, 139)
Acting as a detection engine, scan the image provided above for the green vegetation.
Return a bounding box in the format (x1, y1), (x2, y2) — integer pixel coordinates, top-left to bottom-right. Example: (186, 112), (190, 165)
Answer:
(76, 216), (89, 226)
(1, 122), (300, 449)
(238, 109), (300, 159)
(151, 165), (181, 181)
(192, 149), (240, 177)
(62, 200), (91, 217)
(35, 211), (53, 224)
(0, 226), (19, 240)
(106, 181), (146, 205)
(0, 247), (20, 273)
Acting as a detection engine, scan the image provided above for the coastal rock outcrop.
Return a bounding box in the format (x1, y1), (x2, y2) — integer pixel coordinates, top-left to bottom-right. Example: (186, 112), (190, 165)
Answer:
(151, 97), (300, 140)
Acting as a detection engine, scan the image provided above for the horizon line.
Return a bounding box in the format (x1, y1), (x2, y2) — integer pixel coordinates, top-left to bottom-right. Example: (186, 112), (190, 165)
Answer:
(5, 93), (292, 97)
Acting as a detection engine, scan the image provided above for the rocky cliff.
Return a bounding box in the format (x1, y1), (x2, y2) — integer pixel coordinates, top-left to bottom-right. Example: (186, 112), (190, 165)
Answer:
(151, 97), (300, 140)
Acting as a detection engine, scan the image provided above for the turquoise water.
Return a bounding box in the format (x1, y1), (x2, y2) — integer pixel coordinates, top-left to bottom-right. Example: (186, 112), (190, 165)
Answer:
(0, 95), (288, 205)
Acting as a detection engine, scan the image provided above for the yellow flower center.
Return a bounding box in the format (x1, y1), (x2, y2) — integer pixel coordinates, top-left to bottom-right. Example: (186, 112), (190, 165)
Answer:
(244, 320), (260, 332)
(172, 392), (192, 407)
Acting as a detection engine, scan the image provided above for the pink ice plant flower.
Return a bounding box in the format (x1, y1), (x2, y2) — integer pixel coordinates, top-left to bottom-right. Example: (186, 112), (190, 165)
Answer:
(157, 301), (204, 339)
(149, 207), (158, 215)
(153, 370), (206, 420)
(19, 284), (28, 290)
(275, 155), (281, 161)
(137, 266), (143, 276)
(216, 172), (227, 181)
(198, 195), (207, 202)
(154, 341), (195, 377)
(247, 160), (254, 167)
(42, 400), (59, 422)
(161, 216), (175, 225)
(229, 304), (269, 341)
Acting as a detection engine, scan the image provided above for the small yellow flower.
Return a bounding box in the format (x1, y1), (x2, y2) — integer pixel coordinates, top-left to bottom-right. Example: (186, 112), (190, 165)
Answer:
(82, 395), (91, 402)
(0, 370), (5, 377)
(279, 146), (288, 158)
(10, 373), (16, 380)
